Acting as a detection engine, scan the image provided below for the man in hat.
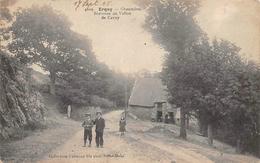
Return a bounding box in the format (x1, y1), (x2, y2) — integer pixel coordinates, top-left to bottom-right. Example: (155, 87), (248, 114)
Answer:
(82, 113), (93, 147)
(94, 111), (105, 148)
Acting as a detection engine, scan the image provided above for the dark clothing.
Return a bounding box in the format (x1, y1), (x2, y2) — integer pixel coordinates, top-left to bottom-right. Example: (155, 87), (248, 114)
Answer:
(119, 119), (126, 132)
(94, 117), (105, 132)
(95, 131), (104, 147)
(84, 129), (92, 145)
(94, 117), (105, 147)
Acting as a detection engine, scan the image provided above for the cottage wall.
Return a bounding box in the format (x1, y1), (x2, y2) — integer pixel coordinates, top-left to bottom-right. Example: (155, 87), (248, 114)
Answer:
(129, 103), (179, 123)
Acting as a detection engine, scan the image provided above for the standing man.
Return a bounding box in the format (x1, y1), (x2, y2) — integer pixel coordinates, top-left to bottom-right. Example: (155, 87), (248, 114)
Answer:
(82, 113), (93, 147)
(94, 111), (105, 148)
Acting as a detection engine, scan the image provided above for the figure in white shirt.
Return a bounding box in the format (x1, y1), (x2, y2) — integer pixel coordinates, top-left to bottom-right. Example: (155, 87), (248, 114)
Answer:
(67, 105), (71, 118)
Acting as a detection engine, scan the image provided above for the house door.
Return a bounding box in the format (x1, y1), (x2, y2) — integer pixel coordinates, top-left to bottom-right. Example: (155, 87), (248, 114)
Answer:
(157, 111), (162, 122)
(168, 112), (175, 124)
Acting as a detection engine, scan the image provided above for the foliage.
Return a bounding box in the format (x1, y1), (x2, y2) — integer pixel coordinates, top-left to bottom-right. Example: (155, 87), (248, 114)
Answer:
(6, 5), (134, 112)
(7, 6), (94, 95)
(90, 95), (114, 108)
(145, 0), (260, 155)
(6, 5), (135, 109)
(0, 51), (45, 139)
(56, 60), (134, 108)
(145, 0), (203, 139)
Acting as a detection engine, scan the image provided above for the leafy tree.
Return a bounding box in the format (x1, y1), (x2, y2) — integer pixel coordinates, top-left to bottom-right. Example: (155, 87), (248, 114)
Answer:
(56, 60), (95, 106)
(8, 6), (94, 95)
(89, 64), (134, 107)
(217, 60), (260, 154)
(106, 72), (134, 107)
(56, 58), (134, 109)
(145, 0), (202, 139)
(145, 0), (260, 152)
(0, 0), (15, 47)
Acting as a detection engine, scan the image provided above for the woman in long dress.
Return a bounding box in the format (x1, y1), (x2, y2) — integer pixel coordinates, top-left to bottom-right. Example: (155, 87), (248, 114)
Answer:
(119, 116), (126, 136)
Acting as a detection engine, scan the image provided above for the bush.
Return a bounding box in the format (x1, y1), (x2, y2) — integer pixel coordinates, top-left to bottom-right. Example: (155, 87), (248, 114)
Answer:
(90, 95), (114, 108)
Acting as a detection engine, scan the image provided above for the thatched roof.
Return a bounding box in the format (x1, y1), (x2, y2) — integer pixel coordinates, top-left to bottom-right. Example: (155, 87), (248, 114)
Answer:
(128, 77), (168, 107)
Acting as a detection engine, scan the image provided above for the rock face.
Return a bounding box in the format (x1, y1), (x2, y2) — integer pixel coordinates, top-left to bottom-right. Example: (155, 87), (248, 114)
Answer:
(0, 51), (45, 139)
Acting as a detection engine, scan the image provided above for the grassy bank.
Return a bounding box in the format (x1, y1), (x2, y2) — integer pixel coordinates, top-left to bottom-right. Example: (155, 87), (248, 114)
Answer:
(0, 94), (81, 163)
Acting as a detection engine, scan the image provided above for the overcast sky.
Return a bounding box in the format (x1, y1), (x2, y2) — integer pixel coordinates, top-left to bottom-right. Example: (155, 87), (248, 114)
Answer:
(9, 0), (260, 73)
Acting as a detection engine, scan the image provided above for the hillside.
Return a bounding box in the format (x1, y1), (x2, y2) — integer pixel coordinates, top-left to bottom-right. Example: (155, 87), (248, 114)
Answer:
(0, 51), (45, 139)
(0, 51), (79, 162)
(0, 92), (80, 163)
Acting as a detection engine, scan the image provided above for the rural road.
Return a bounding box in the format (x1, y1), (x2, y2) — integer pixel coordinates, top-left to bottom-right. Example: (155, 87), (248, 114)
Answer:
(39, 110), (259, 163)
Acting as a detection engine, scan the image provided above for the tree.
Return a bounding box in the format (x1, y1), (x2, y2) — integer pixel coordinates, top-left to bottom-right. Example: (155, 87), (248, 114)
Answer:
(145, 0), (202, 139)
(8, 6), (94, 95)
(106, 72), (134, 107)
(145, 0), (260, 155)
(218, 60), (260, 154)
(88, 63), (134, 107)
(55, 56), (96, 106)
(0, 0), (15, 47)
(55, 57), (134, 109)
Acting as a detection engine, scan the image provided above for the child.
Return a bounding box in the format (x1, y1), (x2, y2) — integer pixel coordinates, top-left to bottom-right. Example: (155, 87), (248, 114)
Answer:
(119, 116), (126, 136)
(82, 113), (93, 147)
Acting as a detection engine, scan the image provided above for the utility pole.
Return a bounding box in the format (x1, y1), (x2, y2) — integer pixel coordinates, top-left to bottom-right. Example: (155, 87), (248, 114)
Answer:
(125, 76), (128, 120)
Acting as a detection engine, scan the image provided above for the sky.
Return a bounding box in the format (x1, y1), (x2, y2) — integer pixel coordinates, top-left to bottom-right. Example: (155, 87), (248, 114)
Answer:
(6, 0), (260, 73)
(198, 0), (260, 62)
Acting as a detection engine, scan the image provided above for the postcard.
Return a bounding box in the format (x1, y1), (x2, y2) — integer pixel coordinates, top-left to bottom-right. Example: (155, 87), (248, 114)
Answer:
(0, 0), (259, 162)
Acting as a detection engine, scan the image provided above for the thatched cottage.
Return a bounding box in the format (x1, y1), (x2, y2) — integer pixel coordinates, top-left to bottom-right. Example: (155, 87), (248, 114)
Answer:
(128, 77), (178, 123)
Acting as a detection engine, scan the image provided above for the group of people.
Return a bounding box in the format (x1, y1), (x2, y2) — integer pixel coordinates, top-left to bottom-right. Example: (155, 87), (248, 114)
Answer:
(82, 111), (105, 148)
(81, 111), (126, 148)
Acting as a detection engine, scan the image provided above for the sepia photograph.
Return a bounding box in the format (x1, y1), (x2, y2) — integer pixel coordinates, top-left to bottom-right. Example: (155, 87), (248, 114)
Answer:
(0, 0), (259, 162)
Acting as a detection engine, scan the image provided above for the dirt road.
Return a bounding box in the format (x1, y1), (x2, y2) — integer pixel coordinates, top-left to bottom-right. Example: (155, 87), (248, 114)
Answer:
(40, 110), (259, 163)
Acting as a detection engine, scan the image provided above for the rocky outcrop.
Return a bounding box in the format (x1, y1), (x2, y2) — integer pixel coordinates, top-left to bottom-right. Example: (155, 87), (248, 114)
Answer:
(0, 51), (45, 139)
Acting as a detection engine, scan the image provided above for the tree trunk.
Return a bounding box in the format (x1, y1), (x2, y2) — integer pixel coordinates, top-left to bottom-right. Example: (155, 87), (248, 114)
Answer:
(49, 71), (56, 95)
(186, 114), (189, 129)
(207, 123), (213, 146)
(198, 119), (203, 135)
(199, 122), (208, 136)
(179, 108), (187, 139)
(203, 124), (208, 136)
